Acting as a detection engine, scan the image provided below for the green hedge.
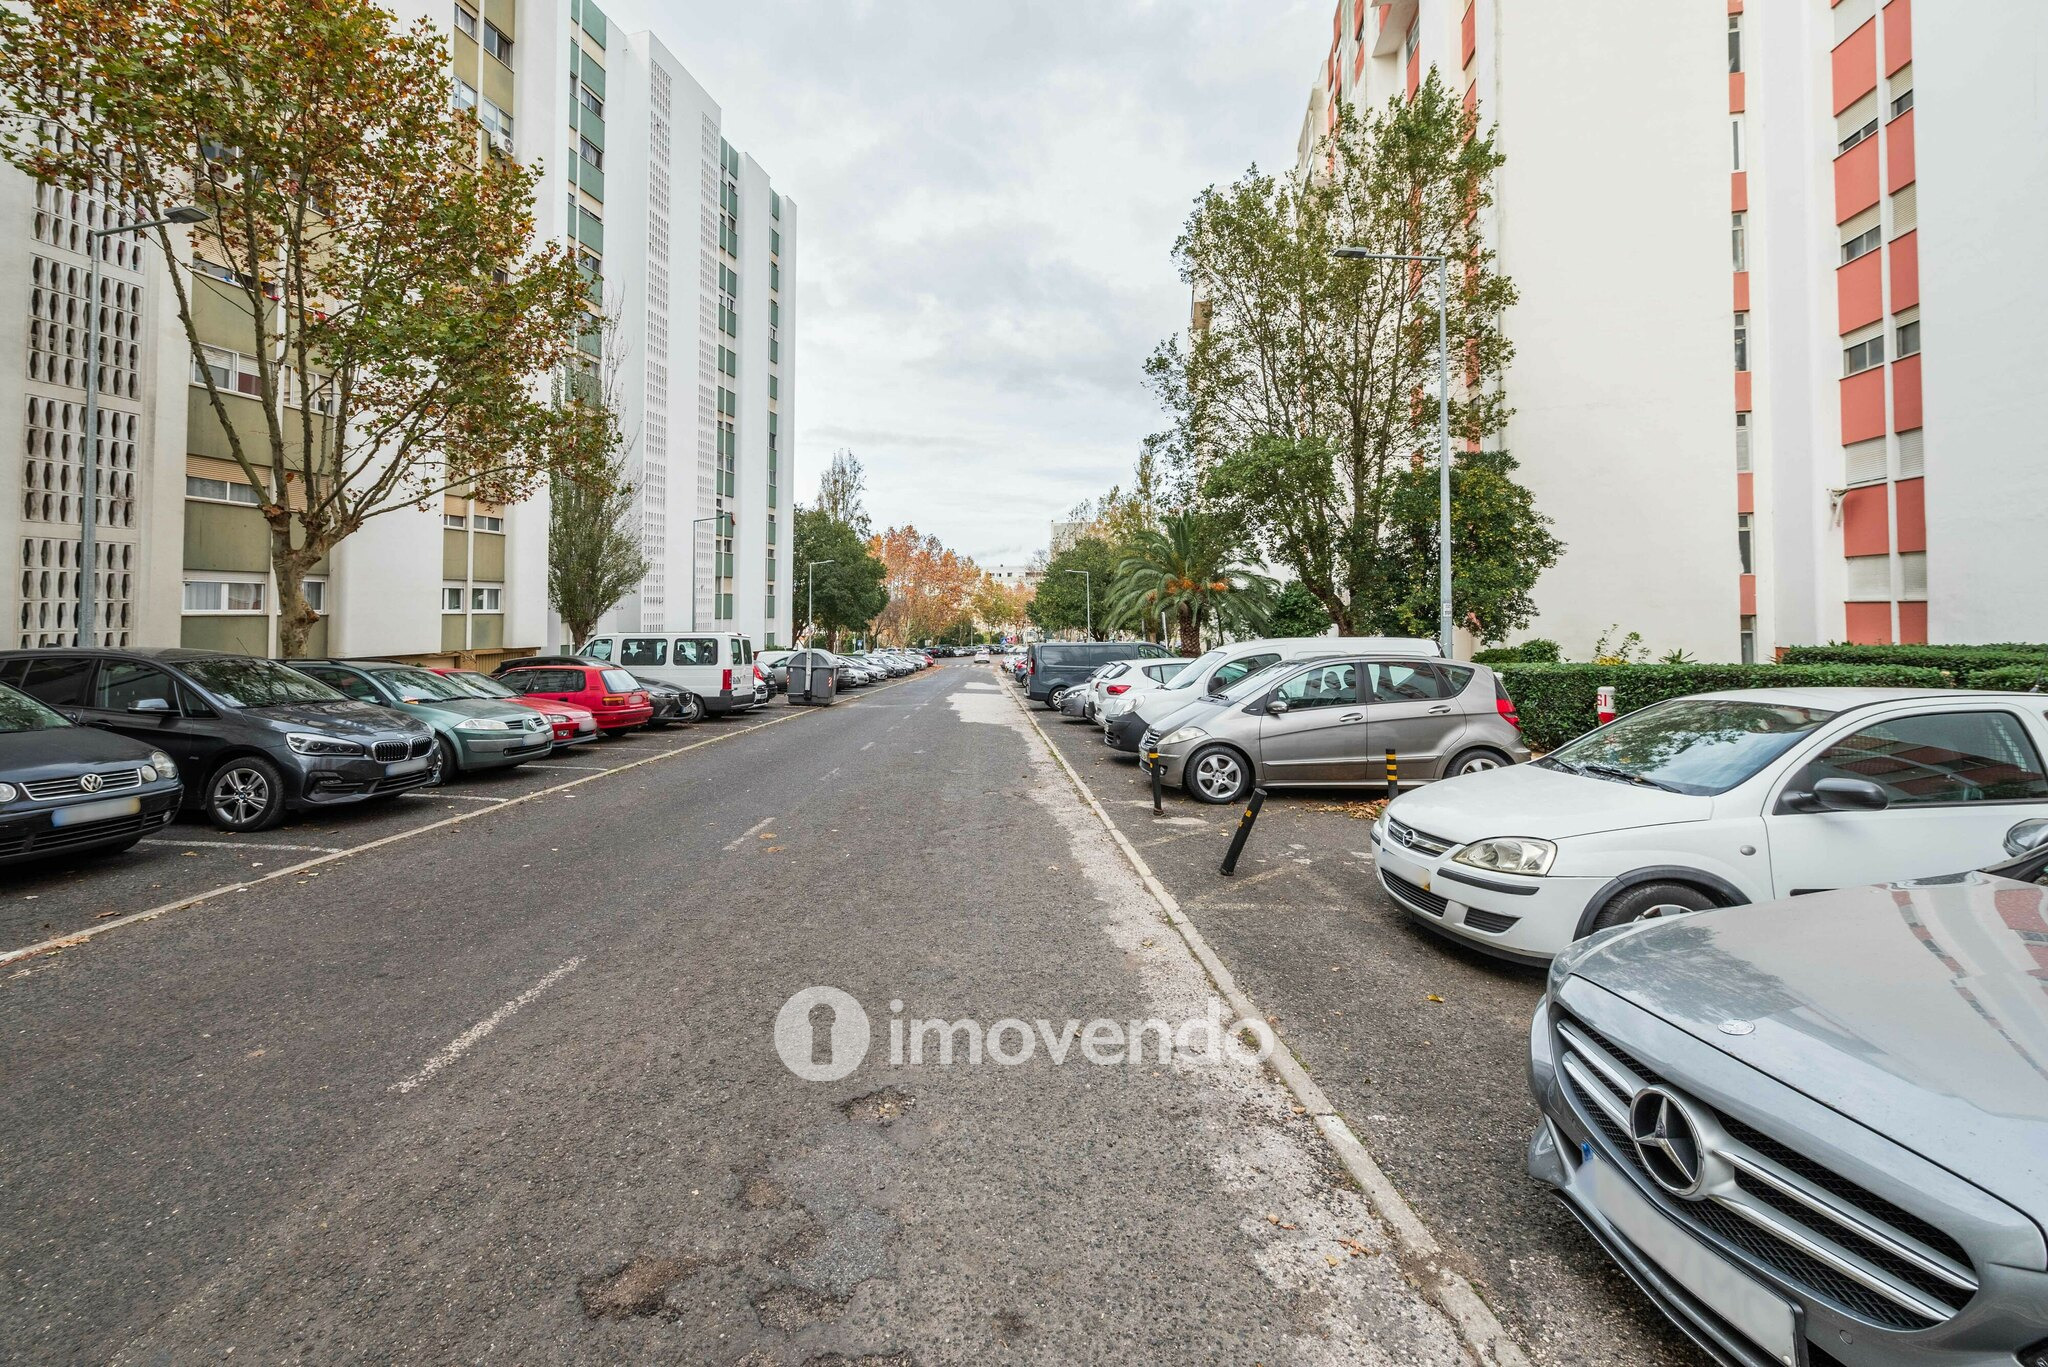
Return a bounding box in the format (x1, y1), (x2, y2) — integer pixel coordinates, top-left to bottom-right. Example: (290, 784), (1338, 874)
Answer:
(1472, 638), (1561, 665)
(1779, 644), (2048, 683)
(1493, 662), (1952, 752)
(1968, 665), (2048, 693)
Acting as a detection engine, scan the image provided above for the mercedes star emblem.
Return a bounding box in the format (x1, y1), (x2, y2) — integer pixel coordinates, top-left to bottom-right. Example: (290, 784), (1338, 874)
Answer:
(1628, 1087), (1709, 1199)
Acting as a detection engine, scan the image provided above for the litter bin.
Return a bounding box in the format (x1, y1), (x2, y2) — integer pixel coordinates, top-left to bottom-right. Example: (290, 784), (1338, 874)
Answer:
(787, 650), (838, 706)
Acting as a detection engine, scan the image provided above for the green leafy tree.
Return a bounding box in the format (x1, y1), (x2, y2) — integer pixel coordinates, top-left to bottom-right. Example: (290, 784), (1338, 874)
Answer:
(548, 307), (645, 648)
(792, 507), (886, 649)
(1370, 449), (1562, 643)
(1107, 511), (1274, 656)
(1028, 537), (1122, 640)
(1152, 72), (1552, 637)
(1266, 579), (1333, 638)
(0, 0), (607, 657)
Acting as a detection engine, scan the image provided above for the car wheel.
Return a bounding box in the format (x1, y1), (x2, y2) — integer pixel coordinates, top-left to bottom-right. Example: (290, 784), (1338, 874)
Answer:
(1046, 685), (1070, 710)
(206, 756), (286, 832)
(679, 693), (706, 723)
(1585, 880), (1720, 934)
(1185, 745), (1253, 805)
(1444, 747), (1513, 778)
(423, 734), (461, 787)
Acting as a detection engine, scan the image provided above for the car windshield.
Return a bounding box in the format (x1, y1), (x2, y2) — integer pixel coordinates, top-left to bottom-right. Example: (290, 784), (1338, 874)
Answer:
(181, 657), (343, 708)
(442, 670), (517, 699)
(376, 667), (471, 702)
(0, 681), (68, 733)
(1160, 647), (1229, 691)
(1544, 698), (1839, 796)
(1215, 656), (1319, 703)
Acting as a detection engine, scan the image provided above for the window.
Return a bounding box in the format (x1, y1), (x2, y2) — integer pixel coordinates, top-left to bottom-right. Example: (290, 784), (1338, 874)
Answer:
(1739, 615), (1757, 665)
(673, 637), (718, 666)
(1367, 661), (1450, 703)
(1797, 712), (2048, 806)
(1733, 311), (1749, 371)
(479, 99), (512, 146)
(453, 79), (477, 112)
(1841, 223), (1881, 265)
(1277, 663), (1359, 711)
(185, 476), (262, 506)
(1845, 554), (1890, 601)
(193, 345), (262, 396)
(474, 514), (504, 533)
(1731, 212), (1746, 272)
(1208, 652), (1281, 692)
(1738, 513), (1754, 574)
(1844, 436), (1887, 485)
(1730, 116), (1743, 171)
(581, 638), (614, 661)
(92, 662), (175, 713)
(1889, 64), (1914, 119)
(442, 586), (464, 612)
(472, 586), (502, 611)
(1895, 318), (1920, 358)
(578, 135), (602, 171)
(483, 20), (512, 65)
(183, 578), (266, 613)
(1735, 412), (1752, 473)
(300, 666), (380, 704)
(621, 637), (668, 667)
(578, 83), (604, 118)
(1843, 331), (1885, 377)
(301, 578), (326, 614)
(1727, 14), (1742, 73)
(444, 513), (467, 529)
(453, 5), (477, 38)
(1838, 114), (1879, 155)
(19, 657), (95, 708)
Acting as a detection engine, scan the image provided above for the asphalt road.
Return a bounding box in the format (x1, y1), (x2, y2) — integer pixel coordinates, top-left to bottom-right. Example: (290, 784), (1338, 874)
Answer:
(1, 664), (1490, 1364)
(1027, 682), (1707, 1367)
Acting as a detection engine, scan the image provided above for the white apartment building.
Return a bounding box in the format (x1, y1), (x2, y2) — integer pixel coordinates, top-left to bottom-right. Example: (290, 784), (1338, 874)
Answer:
(0, 0), (793, 660)
(1301, 0), (1736, 662)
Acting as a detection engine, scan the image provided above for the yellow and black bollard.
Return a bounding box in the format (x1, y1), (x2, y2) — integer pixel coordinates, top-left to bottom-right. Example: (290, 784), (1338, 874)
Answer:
(1385, 749), (1400, 800)
(1218, 788), (1268, 877)
(1149, 750), (1164, 815)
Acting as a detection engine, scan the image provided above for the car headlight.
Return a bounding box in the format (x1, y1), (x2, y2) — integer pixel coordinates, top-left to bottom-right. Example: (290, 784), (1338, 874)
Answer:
(287, 732), (367, 757)
(0, 781), (16, 803)
(1453, 837), (1556, 876)
(148, 750), (177, 782)
(456, 717), (514, 732)
(546, 712), (570, 725)
(1159, 726), (1207, 747)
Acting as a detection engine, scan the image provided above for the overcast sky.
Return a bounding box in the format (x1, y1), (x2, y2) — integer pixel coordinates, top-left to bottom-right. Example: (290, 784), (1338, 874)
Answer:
(605, 0), (1320, 567)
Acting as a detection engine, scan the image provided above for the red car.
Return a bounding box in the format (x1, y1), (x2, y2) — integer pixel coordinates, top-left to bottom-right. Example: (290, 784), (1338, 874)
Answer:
(497, 663), (653, 734)
(432, 668), (601, 747)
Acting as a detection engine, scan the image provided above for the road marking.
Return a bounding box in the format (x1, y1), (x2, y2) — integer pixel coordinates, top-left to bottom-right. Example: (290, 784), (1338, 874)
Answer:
(527, 762), (613, 772)
(0, 675), (920, 965)
(389, 956), (585, 1094)
(142, 840), (345, 854)
(404, 792), (506, 803)
(860, 741), (875, 751)
(722, 814), (778, 851)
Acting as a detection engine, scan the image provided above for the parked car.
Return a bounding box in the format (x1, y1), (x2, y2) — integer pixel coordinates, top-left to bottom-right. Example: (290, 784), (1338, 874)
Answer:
(0, 648), (436, 831)
(496, 663), (654, 734)
(0, 680), (184, 864)
(1372, 686), (2048, 964)
(1060, 665), (1116, 721)
(492, 655), (702, 724)
(578, 632), (761, 715)
(1089, 658), (1188, 726)
(1144, 655), (1525, 806)
(295, 660), (553, 786)
(1025, 640), (1174, 708)
(1106, 636), (1440, 754)
(835, 655), (876, 686)
(758, 650), (796, 691)
(431, 668), (601, 747)
(974, 648), (991, 663)
(1527, 831), (2048, 1367)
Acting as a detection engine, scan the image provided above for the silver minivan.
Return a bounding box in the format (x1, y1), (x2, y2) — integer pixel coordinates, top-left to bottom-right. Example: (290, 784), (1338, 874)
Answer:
(1141, 655), (1528, 804)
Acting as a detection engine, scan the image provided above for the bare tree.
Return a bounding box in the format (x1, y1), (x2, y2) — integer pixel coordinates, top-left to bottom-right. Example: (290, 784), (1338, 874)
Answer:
(548, 305), (646, 647)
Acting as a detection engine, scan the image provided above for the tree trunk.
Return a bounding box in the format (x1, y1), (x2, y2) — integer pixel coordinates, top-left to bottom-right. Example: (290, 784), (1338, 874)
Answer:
(270, 522), (329, 659)
(1176, 605), (1199, 656)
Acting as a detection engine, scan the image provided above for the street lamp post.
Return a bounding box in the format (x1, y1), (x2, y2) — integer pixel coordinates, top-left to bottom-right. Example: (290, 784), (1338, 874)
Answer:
(81, 204), (209, 643)
(1332, 247), (1454, 659)
(688, 514), (719, 631)
(1064, 568), (1091, 638)
(802, 558), (835, 647)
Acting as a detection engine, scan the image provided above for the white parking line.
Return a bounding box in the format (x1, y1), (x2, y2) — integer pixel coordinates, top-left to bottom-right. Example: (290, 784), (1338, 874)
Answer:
(389, 956), (584, 1094)
(527, 762), (613, 772)
(404, 792), (507, 803)
(722, 815), (777, 851)
(860, 741), (875, 751)
(142, 840), (345, 854)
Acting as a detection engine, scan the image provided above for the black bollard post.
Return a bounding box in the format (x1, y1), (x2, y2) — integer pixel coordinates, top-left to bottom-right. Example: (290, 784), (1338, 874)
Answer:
(1149, 750), (1164, 815)
(1218, 788), (1268, 877)
(1385, 749), (1399, 801)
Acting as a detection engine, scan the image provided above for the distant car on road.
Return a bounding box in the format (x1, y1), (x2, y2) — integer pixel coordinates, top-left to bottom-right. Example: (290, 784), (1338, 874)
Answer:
(1529, 831), (2048, 1367)
(1374, 687), (2048, 963)
(0, 680), (183, 865)
(974, 647), (991, 663)
(295, 660), (553, 786)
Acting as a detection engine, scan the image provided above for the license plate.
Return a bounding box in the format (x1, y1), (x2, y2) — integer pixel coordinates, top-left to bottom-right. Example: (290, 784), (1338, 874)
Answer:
(388, 756), (429, 775)
(50, 795), (142, 827)
(1586, 1157), (1797, 1366)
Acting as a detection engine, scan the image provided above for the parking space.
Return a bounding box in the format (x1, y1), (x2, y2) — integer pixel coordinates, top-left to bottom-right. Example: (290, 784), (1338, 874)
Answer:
(1019, 671), (1707, 1367)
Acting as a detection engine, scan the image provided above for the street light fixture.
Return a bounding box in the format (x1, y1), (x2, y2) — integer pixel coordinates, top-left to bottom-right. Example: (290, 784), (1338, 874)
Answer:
(688, 514), (719, 631)
(80, 203), (210, 642)
(1332, 246), (1455, 659)
(802, 558), (836, 647)
(1064, 568), (1092, 638)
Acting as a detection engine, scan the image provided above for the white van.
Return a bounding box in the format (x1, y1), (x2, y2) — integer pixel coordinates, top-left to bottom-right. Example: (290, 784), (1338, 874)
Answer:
(580, 632), (761, 715)
(1103, 636), (1438, 753)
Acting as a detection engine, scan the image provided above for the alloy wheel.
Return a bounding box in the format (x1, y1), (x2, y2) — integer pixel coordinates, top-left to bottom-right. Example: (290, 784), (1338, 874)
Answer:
(212, 766), (272, 826)
(1454, 752), (1505, 775)
(1190, 751), (1245, 802)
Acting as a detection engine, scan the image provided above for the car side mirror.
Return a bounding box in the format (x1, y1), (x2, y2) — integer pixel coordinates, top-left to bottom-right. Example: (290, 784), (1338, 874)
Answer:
(1266, 697), (1289, 715)
(127, 697), (173, 715)
(2005, 818), (2048, 856)
(1809, 776), (1890, 812)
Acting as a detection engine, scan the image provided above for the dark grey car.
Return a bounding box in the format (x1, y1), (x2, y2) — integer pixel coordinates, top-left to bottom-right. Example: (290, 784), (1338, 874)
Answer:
(1528, 838), (2048, 1367)
(1027, 640), (1173, 708)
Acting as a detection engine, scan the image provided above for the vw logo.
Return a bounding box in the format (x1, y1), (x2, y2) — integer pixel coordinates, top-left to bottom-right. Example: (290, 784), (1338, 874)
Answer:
(79, 772), (103, 793)
(1629, 1087), (1711, 1199)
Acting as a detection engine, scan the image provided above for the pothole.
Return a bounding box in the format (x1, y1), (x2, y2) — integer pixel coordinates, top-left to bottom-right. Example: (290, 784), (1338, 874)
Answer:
(753, 1284), (847, 1333)
(577, 1254), (712, 1320)
(839, 1086), (914, 1127)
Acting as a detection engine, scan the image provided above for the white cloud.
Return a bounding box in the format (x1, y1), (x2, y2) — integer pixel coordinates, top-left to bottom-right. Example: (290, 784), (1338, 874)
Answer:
(604, 0), (1319, 565)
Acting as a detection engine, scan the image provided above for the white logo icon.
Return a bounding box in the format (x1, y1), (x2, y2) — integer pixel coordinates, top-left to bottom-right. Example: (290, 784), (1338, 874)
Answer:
(774, 986), (870, 1081)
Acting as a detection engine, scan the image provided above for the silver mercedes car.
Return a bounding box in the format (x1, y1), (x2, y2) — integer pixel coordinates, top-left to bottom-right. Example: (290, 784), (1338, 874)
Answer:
(1527, 835), (2048, 1367)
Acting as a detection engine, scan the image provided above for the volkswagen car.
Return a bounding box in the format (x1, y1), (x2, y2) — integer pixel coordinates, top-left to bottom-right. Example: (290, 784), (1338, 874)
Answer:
(0, 680), (183, 865)
(1528, 833), (2048, 1367)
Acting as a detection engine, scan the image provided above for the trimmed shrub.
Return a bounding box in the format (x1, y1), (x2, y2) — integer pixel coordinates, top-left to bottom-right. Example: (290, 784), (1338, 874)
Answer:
(1493, 662), (1952, 752)
(1780, 644), (2048, 683)
(1473, 638), (1561, 664)
(1967, 664), (2048, 693)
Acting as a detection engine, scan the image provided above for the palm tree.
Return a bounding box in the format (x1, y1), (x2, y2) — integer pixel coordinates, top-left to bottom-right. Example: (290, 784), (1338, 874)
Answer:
(1109, 512), (1274, 655)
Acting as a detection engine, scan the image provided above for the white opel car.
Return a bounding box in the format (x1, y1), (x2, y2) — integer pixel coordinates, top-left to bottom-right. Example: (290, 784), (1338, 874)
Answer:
(1371, 688), (2048, 963)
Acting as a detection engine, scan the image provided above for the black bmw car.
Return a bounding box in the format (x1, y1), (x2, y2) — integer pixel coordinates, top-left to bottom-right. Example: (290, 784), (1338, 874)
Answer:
(0, 681), (184, 865)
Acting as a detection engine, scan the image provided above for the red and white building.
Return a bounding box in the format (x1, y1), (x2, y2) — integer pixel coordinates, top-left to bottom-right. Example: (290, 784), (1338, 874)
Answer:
(1297, 0), (2048, 656)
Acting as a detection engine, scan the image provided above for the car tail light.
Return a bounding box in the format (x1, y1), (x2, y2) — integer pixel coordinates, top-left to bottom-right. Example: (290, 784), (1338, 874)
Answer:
(722, 668), (733, 692)
(1027, 655), (1036, 674)
(603, 695), (627, 706)
(1494, 677), (1520, 730)
(1105, 683), (1131, 695)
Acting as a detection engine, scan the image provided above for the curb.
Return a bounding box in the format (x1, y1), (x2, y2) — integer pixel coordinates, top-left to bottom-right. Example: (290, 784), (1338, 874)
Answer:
(1003, 670), (1532, 1367)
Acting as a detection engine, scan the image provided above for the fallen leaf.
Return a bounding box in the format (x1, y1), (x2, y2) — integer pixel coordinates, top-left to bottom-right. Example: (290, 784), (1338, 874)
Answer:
(759, 832), (777, 840)
(1426, 994), (1444, 1003)
(1325, 1255), (1341, 1267)
(765, 845), (785, 853)
(1279, 1221), (1298, 1231)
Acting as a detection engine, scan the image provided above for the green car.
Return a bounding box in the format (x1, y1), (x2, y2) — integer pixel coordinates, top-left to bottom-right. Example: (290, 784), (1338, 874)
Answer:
(293, 660), (553, 785)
